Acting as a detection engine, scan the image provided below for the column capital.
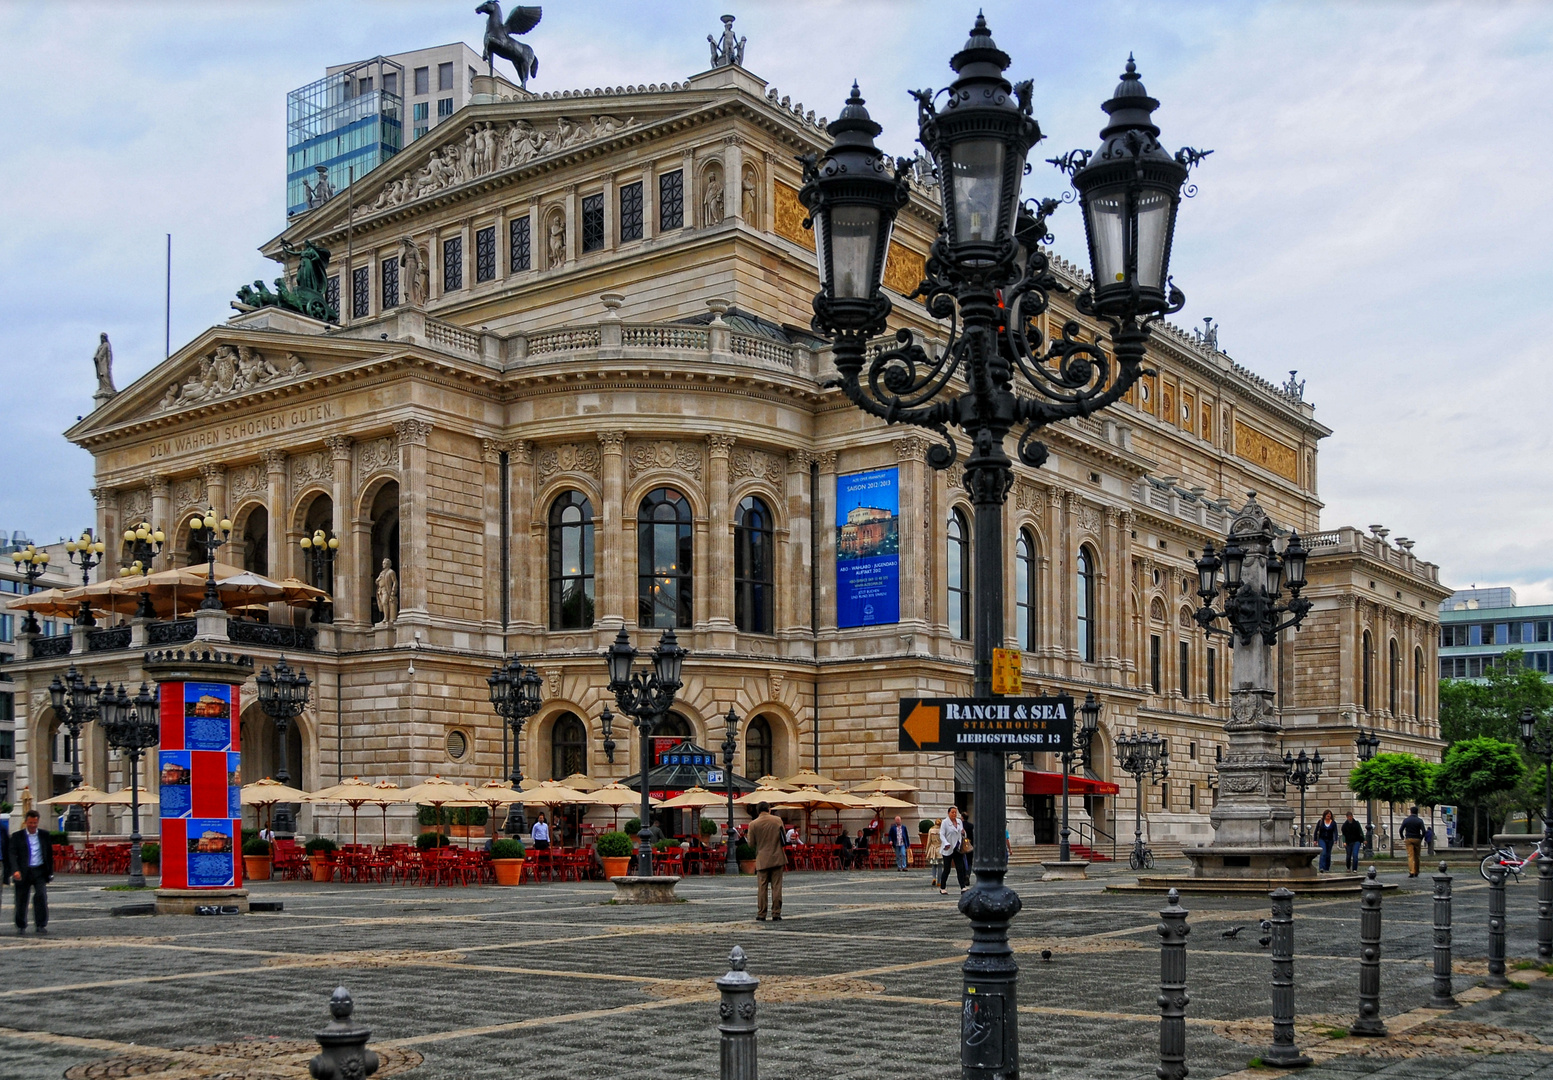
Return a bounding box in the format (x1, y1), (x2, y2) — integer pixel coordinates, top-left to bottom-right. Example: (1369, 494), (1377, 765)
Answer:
(597, 431), (627, 453)
(706, 434), (736, 458)
(90, 487), (113, 508)
(894, 436), (929, 463)
(814, 450), (838, 473)
(325, 435), (353, 459)
(394, 418), (432, 447)
(262, 450), (288, 474)
(149, 476), (171, 498)
(199, 463), (225, 485)
(786, 449), (816, 472)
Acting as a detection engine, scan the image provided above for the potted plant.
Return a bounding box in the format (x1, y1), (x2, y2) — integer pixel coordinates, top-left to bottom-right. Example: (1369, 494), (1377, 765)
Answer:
(699, 817), (719, 839)
(623, 818), (641, 838)
(919, 818), (933, 836)
(242, 837), (273, 881)
(415, 831), (451, 850)
(490, 838), (526, 885)
(596, 830), (633, 879)
(736, 841), (757, 875)
(140, 841), (160, 877)
(303, 837), (337, 882)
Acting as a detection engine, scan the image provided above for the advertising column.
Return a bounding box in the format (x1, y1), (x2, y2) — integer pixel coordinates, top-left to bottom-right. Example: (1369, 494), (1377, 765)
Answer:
(142, 649), (253, 915)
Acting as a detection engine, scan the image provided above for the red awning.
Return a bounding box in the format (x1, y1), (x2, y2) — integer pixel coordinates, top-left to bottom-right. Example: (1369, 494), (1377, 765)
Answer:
(1022, 771), (1120, 796)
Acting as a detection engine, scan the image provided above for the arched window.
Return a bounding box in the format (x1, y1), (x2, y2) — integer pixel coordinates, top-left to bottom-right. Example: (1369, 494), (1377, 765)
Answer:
(734, 496), (774, 634)
(747, 715), (774, 779)
(548, 491), (595, 630)
(368, 481), (400, 624)
(947, 509), (970, 640)
(551, 713), (587, 779)
(1362, 630), (1374, 712)
(302, 494), (334, 595)
(638, 488), (693, 628)
(1388, 638), (1400, 715)
(242, 506), (269, 576)
(1016, 529), (1036, 651)
(1077, 546), (1097, 662)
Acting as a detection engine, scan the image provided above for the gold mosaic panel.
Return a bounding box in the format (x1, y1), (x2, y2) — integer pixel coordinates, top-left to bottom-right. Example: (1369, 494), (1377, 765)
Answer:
(774, 181), (814, 251)
(882, 241), (927, 296)
(1233, 419), (1299, 482)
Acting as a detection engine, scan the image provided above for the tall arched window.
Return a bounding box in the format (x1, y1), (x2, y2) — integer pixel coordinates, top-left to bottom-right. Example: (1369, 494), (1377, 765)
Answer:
(1016, 529), (1037, 652)
(1361, 630), (1374, 712)
(368, 481), (400, 625)
(1077, 546), (1097, 662)
(734, 496), (774, 634)
(242, 506), (269, 576)
(302, 494), (334, 596)
(551, 713), (587, 779)
(947, 509), (970, 640)
(548, 491), (595, 630)
(747, 715), (774, 779)
(1388, 638), (1400, 715)
(638, 488), (693, 628)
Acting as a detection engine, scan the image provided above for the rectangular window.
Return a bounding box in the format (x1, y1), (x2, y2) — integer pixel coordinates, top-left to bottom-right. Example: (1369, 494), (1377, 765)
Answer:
(1496, 623), (1510, 645)
(510, 216), (531, 272)
(581, 193), (605, 252)
(1188, 784), (1197, 810)
(0, 614), (11, 643)
(1524, 622), (1537, 644)
(326, 275), (339, 316)
(619, 181), (644, 242)
(381, 256), (400, 309)
(1207, 647), (1217, 703)
(1179, 640), (1190, 699)
(1150, 635), (1162, 694)
(1469, 624), (1482, 646)
(413, 101), (429, 122)
(438, 97), (454, 119)
(659, 170), (684, 230)
(351, 266), (369, 319)
(1160, 782), (1169, 811)
(1540, 621), (1551, 643)
(415, 66), (429, 95)
(443, 236), (463, 291)
(438, 62), (453, 91)
(1189, 741), (1197, 760)
(468, 65), (476, 89)
(0, 731), (12, 762)
(357, 76), (373, 96)
(384, 71), (397, 95)
(475, 226), (496, 282)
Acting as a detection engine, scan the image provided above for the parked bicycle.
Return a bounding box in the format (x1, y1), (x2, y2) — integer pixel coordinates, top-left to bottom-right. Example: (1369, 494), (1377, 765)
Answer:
(1480, 843), (1548, 882)
(1129, 845), (1155, 871)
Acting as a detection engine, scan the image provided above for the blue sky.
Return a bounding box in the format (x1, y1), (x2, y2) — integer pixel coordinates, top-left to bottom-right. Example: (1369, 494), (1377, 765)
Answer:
(1, 1), (1548, 599)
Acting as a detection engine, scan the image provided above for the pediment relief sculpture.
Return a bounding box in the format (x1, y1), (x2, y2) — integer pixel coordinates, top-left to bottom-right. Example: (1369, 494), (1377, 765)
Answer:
(627, 440), (702, 482)
(536, 442), (601, 483)
(159, 345), (308, 411)
(362, 114), (640, 217)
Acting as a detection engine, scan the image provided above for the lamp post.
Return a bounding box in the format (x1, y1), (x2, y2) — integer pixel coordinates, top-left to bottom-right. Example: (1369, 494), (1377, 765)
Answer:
(1059, 693), (1102, 861)
(600, 706), (616, 765)
(722, 706), (740, 875)
(99, 682), (160, 887)
(1518, 707), (1553, 960)
(186, 507), (232, 611)
(487, 654), (543, 834)
(605, 626), (685, 878)
(1355, 726), (1380, 856)
(799, 21), (1205, 1075)
(9, 544), (50, 635)
(1283, 748), (1323, 846)
(298, 528), (340, 624)
(47, 665), (100, 833)
(119, 522), (165, 620)
(255, 657), (310, 834)
(64, 530), (107, 626)
(1116, 729), (1168, 869)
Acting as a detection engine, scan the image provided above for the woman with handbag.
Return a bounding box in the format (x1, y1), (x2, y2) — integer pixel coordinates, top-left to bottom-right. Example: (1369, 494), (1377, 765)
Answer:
(937, 806), (969, 895)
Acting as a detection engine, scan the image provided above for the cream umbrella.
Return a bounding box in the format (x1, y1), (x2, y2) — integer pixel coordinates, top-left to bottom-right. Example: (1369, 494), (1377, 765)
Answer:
(399, 777), (479, 837)
(781, 768), (841, 789)
(658, 786), (729, 809)
(767, 787), (840, 843)
(850, 773), (920, 795)
(7, 588), (83, 619)
(518, 780), (591, 847)
(368, 781), (407, 846)
(60, 576), (146, 619)
(304, 777), (386, 847)
(580, 781), (663, 829)
(37, 784), (111, 807)
(468, 780), (528, 843)
(94, 787), (158, 806)
(753, 775), (793, 790)
(558, 772), (603, 792)
(858, 793), (917, 811)
(241, 777), (309, 831)
(735, 784), (800, 807)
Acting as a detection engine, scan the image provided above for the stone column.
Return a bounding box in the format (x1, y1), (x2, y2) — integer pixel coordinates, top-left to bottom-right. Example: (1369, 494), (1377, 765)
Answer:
(480, 439), (506, 632)
(1337, 595), (1359, 715)
(326, 436), (354, 625)
(509, 441), (538, 634)
(201, 464), (227, 523)
(682, 147), (696, 230)
(602, 174), (616, 250)
(1104, 508), (1124, 678)
(723, 137), (744, 223)
(149, 477), (171, 569)
(641, 167), (656, 241)
(1058, 492), (1075, 664)
(493, 206), (507, 284)
(263, 451), (289, 582)
(1117, 511), (1136, 680)
(564, 186), (579, 265)
(813, 452), (838, 637)
(394, 419), (432, 630)
(598, 432), (627, 628)
(91, 488), (115, 566)
(895, 438), (928, 631)
(781, 450), (815, 651)
(706, 435), (735, 633)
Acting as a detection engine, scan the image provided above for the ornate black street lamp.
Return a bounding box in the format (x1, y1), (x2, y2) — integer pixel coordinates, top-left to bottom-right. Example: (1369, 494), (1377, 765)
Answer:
(1355, 726), (1380, 855)
(119, 522), (165, 620)
(1518, 707), (1553, 960)
(605, 627), (685, 878)
(186, 508), (232, 611)
(487, 654), (543, 795)
(65, 530), (107, 626)
(255, 657), (310, 834)
(1193, 522), (1310, 645)
(800, 20), (1204, 1075)
(1116, 729), (1168, 870)
(722, 706), (740, 876)
(99, 682), (160, 887)
(9, 544), (50, 635)
(600, 706), (616, 765)
(1059, 693), (1102, 862)
(47, 665), (99, 832)
(298, 528), (340, 624)
(1283, 748), (1323, 846)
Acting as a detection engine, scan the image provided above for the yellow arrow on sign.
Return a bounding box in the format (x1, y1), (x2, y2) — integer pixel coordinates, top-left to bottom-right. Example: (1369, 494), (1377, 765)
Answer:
(902, 701), (940, 749)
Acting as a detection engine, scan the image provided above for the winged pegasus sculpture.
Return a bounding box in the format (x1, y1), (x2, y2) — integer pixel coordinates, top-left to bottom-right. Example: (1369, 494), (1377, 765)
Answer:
(476, 2), (542, 89)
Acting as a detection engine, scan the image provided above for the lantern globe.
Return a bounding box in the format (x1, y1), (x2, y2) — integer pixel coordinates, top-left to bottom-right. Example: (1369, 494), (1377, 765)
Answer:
(606, 627), (636, 689)
(1195, 543), (1219, 599)
(653, 628), (686, 687)
(1282, 533), (1308, 590)
(1522, 708), (1538, 746)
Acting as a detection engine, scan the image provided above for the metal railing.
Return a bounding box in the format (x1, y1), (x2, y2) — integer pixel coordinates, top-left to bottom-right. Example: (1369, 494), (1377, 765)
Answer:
(86, 626), (131, 653)
(228, 621), (318, 651)
(32, 635), (72, 658)
(147, 620), (197, 646)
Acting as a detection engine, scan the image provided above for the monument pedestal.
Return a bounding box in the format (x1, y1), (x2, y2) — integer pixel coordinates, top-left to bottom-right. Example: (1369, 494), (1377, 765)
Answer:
(1041, 860), (1090, 881)
(610, 876), (681, 903)
(155, 888), (250, 915)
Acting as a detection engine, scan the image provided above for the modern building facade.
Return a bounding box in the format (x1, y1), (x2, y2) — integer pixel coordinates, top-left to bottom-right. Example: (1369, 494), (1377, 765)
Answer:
(14, 29), (1450, 850)
(1438, 587), (1553, 679)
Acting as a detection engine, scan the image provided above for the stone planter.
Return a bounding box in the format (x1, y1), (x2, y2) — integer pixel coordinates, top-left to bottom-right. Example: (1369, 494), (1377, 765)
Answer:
(143, 861), (159, 879)
(738, 859), (756, 875)
(243, 855), (273, 881)
(309, 854), (334, 882)
(492, 858), (525, 886)
(601, 856), (631, 879)
(610, 875), (682, 904)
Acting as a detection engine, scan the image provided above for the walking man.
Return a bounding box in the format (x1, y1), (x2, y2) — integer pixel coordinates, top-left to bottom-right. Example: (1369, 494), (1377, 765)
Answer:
(748, 803), (786, 922)
(9, 810), (52, 934)
(1400, 805), (1427, 877)
(1341, 811), (1364, 873)
(886, 815), (911, 872)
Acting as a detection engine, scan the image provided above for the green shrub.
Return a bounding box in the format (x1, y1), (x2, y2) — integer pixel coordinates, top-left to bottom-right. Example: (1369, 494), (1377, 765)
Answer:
(699, 817), (719, 837)
(139, 842), (160, 864)
(596, 831), (633, 858)
(241, 828), (259, 848)
(415, 805), (488, 826)
(736, 841), (756, 861)
(415, 831), (451, 850)
(49, 830), (69, 844)
(0, 801), (12, 814)
(919, 819), (933, 834)
(653, 838), (686, 853)
(303, 837), (338, 855)
(490, 838), (526, 860)
(242, 838), (272, 857)
(623, 818), (641, 836)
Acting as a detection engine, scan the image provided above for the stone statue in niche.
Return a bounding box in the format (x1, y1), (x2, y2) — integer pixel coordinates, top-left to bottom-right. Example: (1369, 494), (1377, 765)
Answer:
(375, 559), (399, 626)
(400, 237), (427, 306)
(547, 212), (566, 268)
(741, 165), (758, 222)
(92, 333), (116, 404)
(703, 166), (724, 226)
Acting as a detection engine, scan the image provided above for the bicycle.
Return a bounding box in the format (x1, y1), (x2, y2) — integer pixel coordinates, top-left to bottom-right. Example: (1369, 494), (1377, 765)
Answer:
(1129, 845), (1155, 871)
(1480, 844), (1548, 882)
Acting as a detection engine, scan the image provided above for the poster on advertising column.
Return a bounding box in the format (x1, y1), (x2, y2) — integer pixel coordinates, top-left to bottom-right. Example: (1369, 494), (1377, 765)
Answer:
(836, 467), (900, 628)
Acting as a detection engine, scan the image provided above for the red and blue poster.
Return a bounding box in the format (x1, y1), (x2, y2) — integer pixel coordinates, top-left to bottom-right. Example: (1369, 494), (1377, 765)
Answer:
(836, 467), (900, 628)
(159, 751), (192, 818)
(158, 680), (242, 890)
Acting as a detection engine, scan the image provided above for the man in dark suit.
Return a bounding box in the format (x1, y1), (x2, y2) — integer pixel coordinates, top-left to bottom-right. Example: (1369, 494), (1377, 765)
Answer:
(10, 809), (52, 934)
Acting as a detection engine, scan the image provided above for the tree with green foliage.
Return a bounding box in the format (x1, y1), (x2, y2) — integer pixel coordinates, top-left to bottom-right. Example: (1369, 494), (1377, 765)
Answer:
(1435, 736), (1526, 850)
(1439, 650), (1553, 746)
(1349, 752), (1434, 849)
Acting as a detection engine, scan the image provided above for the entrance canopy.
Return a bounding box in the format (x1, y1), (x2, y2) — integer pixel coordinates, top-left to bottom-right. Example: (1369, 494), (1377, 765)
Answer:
(625, 742), (758, 796)
(1022, 771), (1119, 797)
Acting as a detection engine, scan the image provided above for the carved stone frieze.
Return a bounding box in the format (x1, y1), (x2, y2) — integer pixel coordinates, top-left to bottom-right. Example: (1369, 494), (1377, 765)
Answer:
(356, 437), (397, 479)
(290, 450), (331, 490)
(1015, 482), (1045, 514)
(227, 464), (266, 503)
(627, 440), (702, 482)
(171, 477), (204, 511)
(730, 447), (782, 483)
(119, 487), (152, 524)
(159, 345), (307, 411)
(1077, 505), (1101, 534)
(537, 442), (602, 483)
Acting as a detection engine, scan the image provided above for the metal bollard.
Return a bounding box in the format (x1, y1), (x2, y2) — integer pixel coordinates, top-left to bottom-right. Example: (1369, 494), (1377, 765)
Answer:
(717, 945), (759, 1080)
(1263, 888), (1311, 1068)
(1487, 863), (1510, 989)
(1350, 866), (1387, 1036)
(1539, 846), (1552, 961)
(308, 987), (380, 1080)
(1157, 888), (1190, 1080)
(1429, 861), (1459, 1009)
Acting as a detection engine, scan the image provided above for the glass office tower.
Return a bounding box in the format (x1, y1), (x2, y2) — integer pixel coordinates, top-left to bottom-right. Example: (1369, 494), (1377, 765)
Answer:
(286, 57), (405, 218)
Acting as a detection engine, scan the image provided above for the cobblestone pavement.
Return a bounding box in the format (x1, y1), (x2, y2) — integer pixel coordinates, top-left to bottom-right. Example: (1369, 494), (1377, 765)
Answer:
(1, 859), (1552, 1079)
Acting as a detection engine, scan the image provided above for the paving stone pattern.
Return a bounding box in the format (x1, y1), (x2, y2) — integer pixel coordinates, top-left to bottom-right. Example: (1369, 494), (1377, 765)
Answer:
(1, 860), (1551, 1079)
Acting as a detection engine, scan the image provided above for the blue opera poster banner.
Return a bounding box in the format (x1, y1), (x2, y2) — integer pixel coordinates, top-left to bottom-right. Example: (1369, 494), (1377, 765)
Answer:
(159, 751), (192, 819)
(227, 752), (242, 819)
(186, 818), (235, 887)
(184, 683), (233, 751)
(836, 467), (900, 628)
